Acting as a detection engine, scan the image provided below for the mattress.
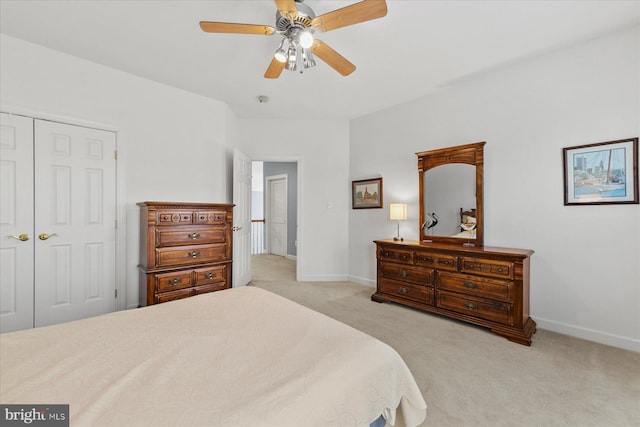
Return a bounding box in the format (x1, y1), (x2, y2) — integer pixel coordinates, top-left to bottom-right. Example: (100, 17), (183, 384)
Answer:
(0, 286), (426, 426)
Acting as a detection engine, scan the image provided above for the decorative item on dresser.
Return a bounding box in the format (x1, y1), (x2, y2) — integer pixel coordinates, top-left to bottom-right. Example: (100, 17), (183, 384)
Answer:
(138, 202), (233, 306)
(372, 142), (536, 345)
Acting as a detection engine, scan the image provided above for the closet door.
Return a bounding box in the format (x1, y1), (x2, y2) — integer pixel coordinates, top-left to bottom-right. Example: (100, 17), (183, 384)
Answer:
(34, 120), (117, 327)
(0, 113), (35, 333)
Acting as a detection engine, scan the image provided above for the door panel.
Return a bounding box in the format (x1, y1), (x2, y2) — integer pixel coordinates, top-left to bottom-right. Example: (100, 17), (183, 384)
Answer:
(0, 113), (35, 333)
(268, 176), (287, 257)
(232, 149), (251, 287)
(34, 120), (116, 327)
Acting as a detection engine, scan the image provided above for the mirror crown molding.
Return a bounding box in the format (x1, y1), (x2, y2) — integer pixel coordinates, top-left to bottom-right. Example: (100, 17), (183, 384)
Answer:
(418, 141), (486, 246)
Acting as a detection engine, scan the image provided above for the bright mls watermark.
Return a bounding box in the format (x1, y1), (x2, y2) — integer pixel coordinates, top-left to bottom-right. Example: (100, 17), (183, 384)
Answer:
(0, 405), (68, 426)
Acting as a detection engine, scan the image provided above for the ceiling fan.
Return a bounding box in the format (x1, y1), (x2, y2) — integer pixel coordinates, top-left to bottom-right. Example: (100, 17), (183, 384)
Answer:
(199, 0), (387, 78)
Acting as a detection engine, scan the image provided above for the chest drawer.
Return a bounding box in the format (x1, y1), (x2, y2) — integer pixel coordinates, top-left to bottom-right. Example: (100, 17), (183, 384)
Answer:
(194, 265), (226, 286)
(156, 227), (226, 247)
(156, 288), (193, 304)
(156, 243), (227, 268)
(380, 262), (434, 286)
(379, 278), (434, 305)
(415, 252), (457, 271)
(195, 211), (227, 224)
(438, 272), (513, 302)
(155, 270), (192, 292)
(157, 211), (193, 225)
(437, 291), (513, 325)
(460, 257), (513, 279)
(194, 282), (228, 295)
(378, 247), (413, 264)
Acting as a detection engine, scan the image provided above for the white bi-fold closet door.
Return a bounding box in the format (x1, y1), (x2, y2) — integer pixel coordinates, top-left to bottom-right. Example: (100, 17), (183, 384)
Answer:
(0, 113), (117, 333)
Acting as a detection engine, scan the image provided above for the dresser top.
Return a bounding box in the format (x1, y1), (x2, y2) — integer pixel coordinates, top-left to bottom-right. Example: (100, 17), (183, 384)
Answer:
(374, 238), (534, 257)
(137, 201), (234, 209)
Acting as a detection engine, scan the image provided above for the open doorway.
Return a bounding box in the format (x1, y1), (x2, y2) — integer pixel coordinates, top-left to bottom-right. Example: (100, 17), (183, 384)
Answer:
(251, 161), (298, 281)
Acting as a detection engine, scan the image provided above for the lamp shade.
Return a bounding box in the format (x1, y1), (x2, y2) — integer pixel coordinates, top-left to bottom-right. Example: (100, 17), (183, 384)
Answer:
(389, 203), (407, 220)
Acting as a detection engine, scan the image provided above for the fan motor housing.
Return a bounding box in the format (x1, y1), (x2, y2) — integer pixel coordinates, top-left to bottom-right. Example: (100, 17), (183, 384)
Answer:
(275, 1), (315, 35)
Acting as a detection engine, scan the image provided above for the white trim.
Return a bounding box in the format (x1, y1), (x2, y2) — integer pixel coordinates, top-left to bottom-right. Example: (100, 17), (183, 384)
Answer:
(1, 104), (119, 132)
(534, 316), (640, 352)
(298, 274), (350, 282)
(349, 275), (376, 288)
(285, 254), (297, 261)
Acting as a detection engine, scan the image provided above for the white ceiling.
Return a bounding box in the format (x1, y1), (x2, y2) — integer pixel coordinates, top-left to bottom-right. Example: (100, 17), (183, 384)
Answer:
(1, 0), (638, 120)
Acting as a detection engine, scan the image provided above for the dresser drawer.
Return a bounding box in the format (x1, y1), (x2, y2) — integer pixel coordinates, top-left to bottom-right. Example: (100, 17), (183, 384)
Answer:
(195, 210), (227, 225)
(380, 263), (434, 286)
(438, 272), (513, 302)
(193, 283), (228, 295)
(155, 288), (193, 304)
(157, 211), (193, 225)
(379, 278), (433, 305)
(460, 257), (513, 279)
(156, 243), (227, 267)
(437, 291), (513, 325)
(194, 265), (226, 286)
(155, 270), (192, 293)
(378, 247), (413, 264)
(415, 252), (457, 271)
(156, 226), (226, 247)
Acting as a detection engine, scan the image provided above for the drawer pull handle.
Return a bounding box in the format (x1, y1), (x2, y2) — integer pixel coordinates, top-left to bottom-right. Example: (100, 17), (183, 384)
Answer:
(441, 260), (450, 265)
(400, 270), (408, 278)
(399, 287), (409, 295)
(497, 267), (504, 273)
(168, 278), (183, 286)
(189, 251), (200, 258)
(463, 282), (478, 289)
(205, 273), (215, 279)
(468, 263), (475, 268)
(188, 233), (200, 240)
(464, 302), (478, 310)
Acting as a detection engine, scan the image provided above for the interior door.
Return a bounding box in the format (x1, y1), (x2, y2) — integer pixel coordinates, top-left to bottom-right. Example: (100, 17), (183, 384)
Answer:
(232, 148), (251, 287)
(0, 113), (35, 333)
(267, 175), (287, 257)
(33, 120), (116, 327)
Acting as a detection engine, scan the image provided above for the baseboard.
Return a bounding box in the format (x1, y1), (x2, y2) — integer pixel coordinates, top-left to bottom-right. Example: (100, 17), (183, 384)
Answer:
(297, 274), (349, 282)
(535, 316), (640, 352)
(348, 275), (376, 288)
(286, 254), (297, 261)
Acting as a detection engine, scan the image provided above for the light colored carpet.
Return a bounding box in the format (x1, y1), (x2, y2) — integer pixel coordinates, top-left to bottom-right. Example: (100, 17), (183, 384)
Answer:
(250, 254), (640, 427)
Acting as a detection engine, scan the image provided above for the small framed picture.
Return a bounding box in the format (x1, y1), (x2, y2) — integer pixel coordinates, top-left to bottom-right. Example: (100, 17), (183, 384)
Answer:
(563, 138), (638, 205)
(352, 178), (383, 209)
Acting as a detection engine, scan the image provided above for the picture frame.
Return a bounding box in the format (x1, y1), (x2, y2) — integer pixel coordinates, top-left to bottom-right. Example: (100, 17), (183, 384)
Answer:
(563, 137), (638, 205)
(352, 177), (383, 209)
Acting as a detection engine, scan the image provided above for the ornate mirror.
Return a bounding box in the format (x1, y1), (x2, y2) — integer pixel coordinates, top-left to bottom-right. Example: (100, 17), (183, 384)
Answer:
(417, 142), (485, 246)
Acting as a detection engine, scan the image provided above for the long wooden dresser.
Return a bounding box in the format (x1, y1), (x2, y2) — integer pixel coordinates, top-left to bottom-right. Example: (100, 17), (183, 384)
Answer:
(372, 239), (536, 345)
(138, 202), (233, 306)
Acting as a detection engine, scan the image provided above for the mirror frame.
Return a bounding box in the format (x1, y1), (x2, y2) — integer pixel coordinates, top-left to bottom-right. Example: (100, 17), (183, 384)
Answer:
(417, 142), (485, 246)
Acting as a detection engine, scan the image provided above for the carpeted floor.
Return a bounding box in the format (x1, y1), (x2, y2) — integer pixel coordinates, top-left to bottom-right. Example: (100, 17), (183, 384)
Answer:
(250, 254), (640, 427)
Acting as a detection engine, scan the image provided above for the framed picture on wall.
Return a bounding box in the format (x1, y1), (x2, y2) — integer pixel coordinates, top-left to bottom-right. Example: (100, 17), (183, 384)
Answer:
(352, 178), (383, 209)
(563, 137), (638, 205)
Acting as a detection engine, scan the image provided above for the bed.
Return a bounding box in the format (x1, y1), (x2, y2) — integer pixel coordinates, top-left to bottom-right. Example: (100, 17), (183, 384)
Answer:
(0, 286), (426, 426)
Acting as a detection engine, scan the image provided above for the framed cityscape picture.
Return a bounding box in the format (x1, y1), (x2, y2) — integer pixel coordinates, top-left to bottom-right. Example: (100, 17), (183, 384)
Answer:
(352, 177), (383, 209)
(563, 137), (638, 205)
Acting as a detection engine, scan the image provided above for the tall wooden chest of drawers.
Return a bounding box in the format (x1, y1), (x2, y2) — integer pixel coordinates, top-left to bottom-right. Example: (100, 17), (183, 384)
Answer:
(372, 239), (536, 345)
(138, 202), (233, 306)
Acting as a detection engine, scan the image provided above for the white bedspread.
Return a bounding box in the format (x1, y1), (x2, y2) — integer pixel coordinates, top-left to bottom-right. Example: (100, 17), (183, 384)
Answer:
(0, 286), (426, 426)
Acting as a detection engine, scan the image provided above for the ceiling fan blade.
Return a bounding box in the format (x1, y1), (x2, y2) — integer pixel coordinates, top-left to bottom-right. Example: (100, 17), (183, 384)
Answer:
(199, 22), (276, 36)
(264, 57), (286, 79)
(311, 40), (356, 76)
(312, 0), (387, 32)
(274, 0), (298, 19)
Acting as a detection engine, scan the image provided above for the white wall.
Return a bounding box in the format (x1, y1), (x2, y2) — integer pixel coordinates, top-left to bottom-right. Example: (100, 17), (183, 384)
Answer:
(349, 26), (640, 351)
(0, 35), (236, 309)
(237, 119), (350, 281)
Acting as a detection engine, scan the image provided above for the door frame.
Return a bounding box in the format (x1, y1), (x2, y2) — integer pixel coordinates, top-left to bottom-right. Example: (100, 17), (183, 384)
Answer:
(265, 174), (288, 257)
(252, 157), (301, 281)
(1, 105), (127, 311)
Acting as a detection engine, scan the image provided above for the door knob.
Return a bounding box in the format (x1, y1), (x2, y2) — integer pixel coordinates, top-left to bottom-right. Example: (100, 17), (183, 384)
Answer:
(38, 233), (58, 240)
(232, 226), (243, 231)
(6, 233), (30, 241)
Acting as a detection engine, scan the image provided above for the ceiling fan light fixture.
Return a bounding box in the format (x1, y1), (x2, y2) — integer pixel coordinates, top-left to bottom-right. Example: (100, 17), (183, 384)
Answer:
(286, 44), (297, 71)
(299, 30), (314, 49)
(274, 38), (287, 62)
(302, 48), (316, 69)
